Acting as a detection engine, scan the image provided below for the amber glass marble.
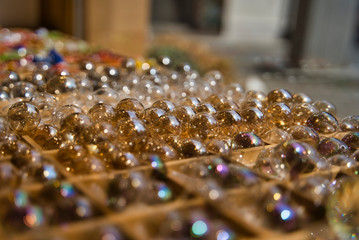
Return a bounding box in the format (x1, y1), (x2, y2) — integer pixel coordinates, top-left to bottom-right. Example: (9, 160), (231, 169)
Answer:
(115, 98), (145, 117)
(7, 102), (41, 135)
(265, 103), (292, 129)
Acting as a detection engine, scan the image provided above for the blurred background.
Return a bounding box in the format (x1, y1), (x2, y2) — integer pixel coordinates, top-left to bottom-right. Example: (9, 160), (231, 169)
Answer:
(0, 0), (358, 117)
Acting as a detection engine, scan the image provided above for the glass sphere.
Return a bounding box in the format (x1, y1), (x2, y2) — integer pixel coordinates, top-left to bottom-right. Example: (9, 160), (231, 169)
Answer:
(342, 132), (359, 151)
(292, 92), (312, 104)
(231, 132), (264, 149)
(340, 115), (359, 132)
(223, 83), (245, 102)
(46, 75), (78, 94)
(10, 148), (42, 170)
(30, 93), (58, 123)
(115, 98), (145, 118)
(151, 114), (181, 137)
(291, 103), (318, 125)
(152, 99), (176, 113)
(60, 113), (95, 144)
(176, 96), (201, 108)
(195, 102), (217, 115)
(265, 103), (292, 129)
(0, 70), (20, 84)
(327, 178), (359, 240)
(288, 125), (320, 146)
(117, 118), (148, 139)
(188, 113), (218, 140)
(241, 98), (264, 110)
(313, 100), (337, 116)
(306, 112), (338, 135)
(216, 110), (241, 127)
(245, 90), (266, 104)
(32, 124), (61, 150)
(122, 58), (136, 72)
(143, 107), (166, 124)
(173, 105), (196, 123)
(240, 107), (265, 134)
(266, 88), (292, 105)
(0, 86), (10, 101)
(178, 138), (207, 158)
(12, 82), (37, 99)
(88, 103), (116, 124)
(7, 102), (41, 135)
(317, 137), (350, 158)
(93, 87), (119, 105)
(51, 104), (84, 127)
(205, 139), (231, 156)
(261, 128), (292, 145)
(203, 70), (224, 88)
(276, 140), (327, 179)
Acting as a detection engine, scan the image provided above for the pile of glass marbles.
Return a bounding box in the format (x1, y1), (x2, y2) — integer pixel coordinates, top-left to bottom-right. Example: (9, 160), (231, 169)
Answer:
(0, 28), (358, 239)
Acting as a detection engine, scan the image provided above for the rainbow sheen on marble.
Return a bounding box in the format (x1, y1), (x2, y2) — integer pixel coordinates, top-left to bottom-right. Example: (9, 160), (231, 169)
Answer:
(232, 132), (264, 149)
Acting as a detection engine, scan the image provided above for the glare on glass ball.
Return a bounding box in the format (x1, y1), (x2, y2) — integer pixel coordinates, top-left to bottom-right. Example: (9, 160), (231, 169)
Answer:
(195, 102), (217, 115)
(204, 94), (227, 110)
(266, 88), (293, 105)
(176, 96), (201, 108)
